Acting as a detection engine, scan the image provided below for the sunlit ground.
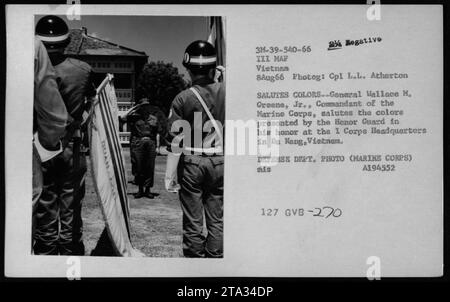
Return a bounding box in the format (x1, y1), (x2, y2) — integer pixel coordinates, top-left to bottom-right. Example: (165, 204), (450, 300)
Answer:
(82, 150), (184, 257)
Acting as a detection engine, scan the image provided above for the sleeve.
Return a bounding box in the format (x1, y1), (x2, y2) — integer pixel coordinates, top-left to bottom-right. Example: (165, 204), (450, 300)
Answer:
(80, 69), (97, 127)
(34, 37), (68, 159)
(85, 69), (97, 99)
(165, 95), (185, 152)
(156, 113), (168, 145)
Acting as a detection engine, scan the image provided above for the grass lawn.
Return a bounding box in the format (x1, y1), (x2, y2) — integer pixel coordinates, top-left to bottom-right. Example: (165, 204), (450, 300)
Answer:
(82, 150), (184, 257)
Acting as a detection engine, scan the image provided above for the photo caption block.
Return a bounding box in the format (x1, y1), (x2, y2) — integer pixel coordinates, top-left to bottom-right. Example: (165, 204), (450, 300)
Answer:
(225, 5), (443, 277)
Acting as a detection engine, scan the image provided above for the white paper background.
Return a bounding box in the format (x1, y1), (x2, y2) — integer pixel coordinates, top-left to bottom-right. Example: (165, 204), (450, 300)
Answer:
(5, 4), (443, 277)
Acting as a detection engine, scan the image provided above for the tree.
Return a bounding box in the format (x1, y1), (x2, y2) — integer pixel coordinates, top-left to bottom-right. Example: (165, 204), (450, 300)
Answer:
(136, 61), (187, 115)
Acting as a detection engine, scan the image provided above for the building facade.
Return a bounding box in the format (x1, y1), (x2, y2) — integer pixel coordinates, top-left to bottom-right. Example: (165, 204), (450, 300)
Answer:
(65, 27), (149, 145)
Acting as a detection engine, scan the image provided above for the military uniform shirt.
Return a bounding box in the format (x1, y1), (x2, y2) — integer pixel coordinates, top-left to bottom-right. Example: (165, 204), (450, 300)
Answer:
(54, 57), (96, 122)
(34, 37), (68, 150)
(168, 78), (225, 151)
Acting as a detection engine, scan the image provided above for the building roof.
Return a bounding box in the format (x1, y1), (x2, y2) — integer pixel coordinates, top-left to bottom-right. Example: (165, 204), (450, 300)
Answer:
(65, 28), (148, 58)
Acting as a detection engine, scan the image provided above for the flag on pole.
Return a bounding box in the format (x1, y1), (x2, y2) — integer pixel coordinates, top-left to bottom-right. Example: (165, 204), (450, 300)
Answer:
(89, 74), (142, 257)
(207, 17), (226, 67)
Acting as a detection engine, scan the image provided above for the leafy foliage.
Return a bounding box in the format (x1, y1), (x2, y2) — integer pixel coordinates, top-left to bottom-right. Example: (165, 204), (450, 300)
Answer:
(136, 61), (188, 115)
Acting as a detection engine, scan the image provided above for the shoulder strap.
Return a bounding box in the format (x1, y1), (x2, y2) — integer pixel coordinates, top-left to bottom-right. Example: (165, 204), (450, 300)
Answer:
(189, 87), (224, 146)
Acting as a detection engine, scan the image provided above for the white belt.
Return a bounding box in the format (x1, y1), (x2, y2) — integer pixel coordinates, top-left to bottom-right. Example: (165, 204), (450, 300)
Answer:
(184, 146), (223, 155)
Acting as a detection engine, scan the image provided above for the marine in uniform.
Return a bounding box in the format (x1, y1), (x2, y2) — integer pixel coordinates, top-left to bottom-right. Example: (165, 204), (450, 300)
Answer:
(33, 16), (96, 255)
(128, 98), (160, 199)
(167, 41), (225, 258)
(33, 36), (69, 239)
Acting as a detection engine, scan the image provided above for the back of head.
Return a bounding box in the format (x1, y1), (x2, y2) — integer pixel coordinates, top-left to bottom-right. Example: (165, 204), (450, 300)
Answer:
(35, 15), (70, 53)
(182, 40), (217, 76)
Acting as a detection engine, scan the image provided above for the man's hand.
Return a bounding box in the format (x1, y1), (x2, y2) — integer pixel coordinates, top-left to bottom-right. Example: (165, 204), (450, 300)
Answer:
(214, 65), (225, 82)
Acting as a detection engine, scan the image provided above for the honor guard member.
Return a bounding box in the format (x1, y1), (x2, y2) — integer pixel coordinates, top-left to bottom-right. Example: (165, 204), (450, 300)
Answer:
(33, 36), (69, 239)
(128, 98), (160, 199)
(34, 16), (96, 255)
(167, 41), (225, 258)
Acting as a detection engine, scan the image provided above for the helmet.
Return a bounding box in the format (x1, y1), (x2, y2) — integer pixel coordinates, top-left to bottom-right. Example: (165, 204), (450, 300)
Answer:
(35, 15), (70, 51)
(182, 40), (216, 74)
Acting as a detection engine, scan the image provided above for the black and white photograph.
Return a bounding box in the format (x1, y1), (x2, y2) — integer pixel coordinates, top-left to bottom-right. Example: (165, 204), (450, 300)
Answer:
(2, 3), (446, 282)
(32, 14), (226, 257)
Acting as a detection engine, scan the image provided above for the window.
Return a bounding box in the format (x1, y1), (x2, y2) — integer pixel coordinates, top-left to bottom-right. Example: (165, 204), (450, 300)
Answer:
(113, 73), (132, 89)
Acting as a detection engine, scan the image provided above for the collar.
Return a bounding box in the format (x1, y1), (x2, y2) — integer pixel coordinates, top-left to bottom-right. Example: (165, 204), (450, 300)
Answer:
(49, 53), (67, 66)
(192, 77), (215, 86)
